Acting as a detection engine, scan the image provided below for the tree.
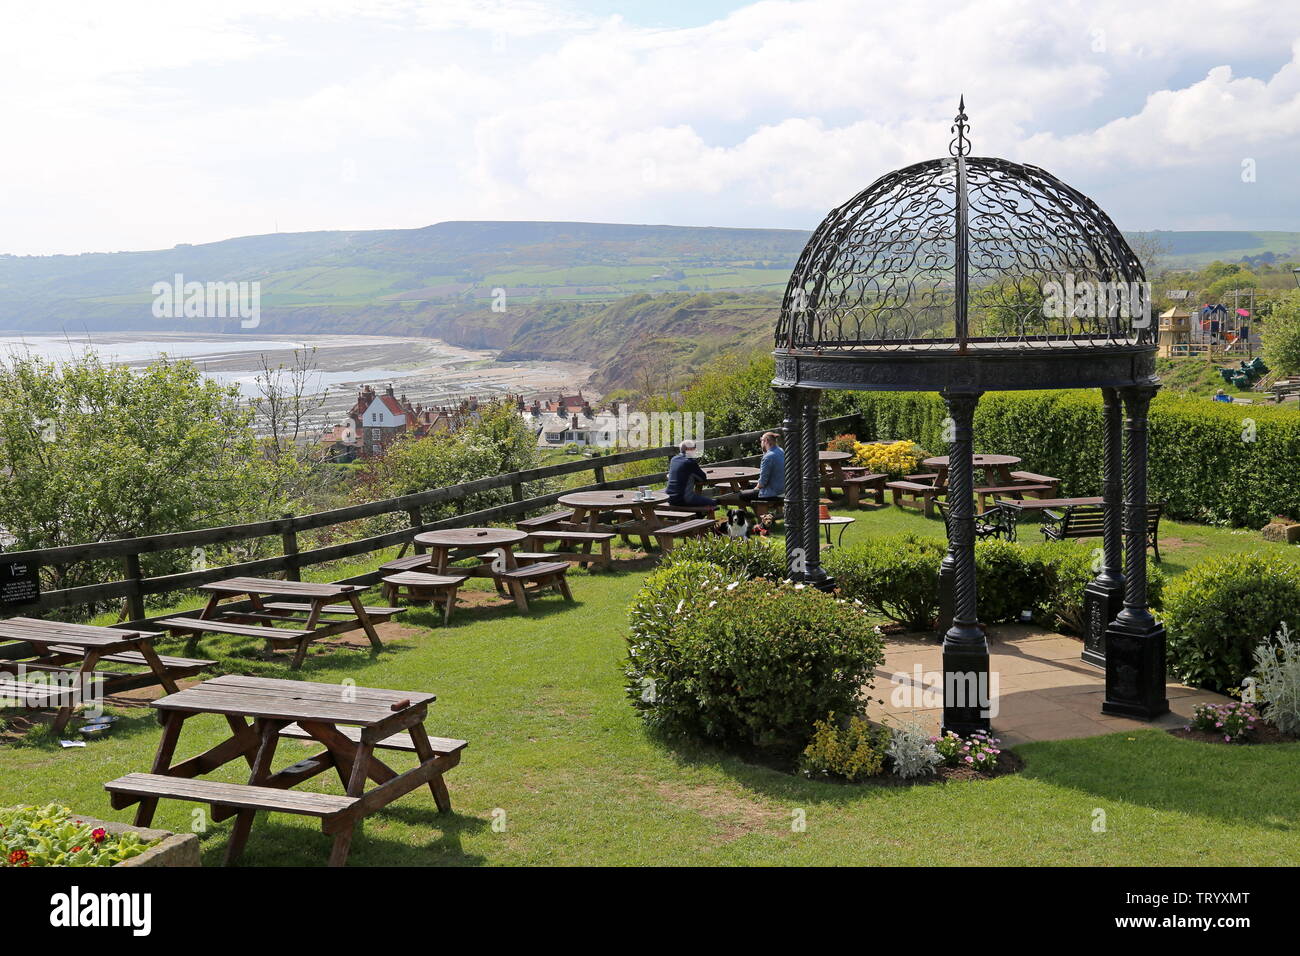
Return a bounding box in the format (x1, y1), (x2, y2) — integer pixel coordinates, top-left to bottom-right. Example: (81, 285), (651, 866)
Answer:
(355, 400), (540, 526)
(1263, 291), (1300, 374)
(0, 351), (282, 601)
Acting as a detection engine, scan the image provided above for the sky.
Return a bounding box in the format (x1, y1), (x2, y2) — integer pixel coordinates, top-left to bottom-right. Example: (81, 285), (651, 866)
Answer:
(1, 0), (1298, 256)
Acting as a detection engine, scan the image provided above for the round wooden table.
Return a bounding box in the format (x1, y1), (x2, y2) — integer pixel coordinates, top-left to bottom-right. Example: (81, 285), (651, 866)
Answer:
(558, 489), (670, 549)
(702, 465), (759, 492)
(415, 527), (528, 574)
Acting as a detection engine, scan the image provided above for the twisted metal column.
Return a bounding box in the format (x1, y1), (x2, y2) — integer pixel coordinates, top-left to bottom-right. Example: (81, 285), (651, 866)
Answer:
(1082, 387), (1127, 666)
(1102, 383), (1168, 720)
(1118, 385), (1158, 626)
(777, 387), (804, 580)
(800, 389), (829, 588)
(941, 390), (988, 734)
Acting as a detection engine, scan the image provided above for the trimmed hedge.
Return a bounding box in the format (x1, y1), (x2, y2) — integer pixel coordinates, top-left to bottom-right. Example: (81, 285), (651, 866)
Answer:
(853, 390), (1300, 526)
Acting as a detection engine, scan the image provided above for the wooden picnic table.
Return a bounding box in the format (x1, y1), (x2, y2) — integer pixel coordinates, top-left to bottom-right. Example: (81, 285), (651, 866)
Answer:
(105, 674), (466, 866)
(557, 489), (670, 549)
(414, 527), (528, 575)
(996, 496), (1104, 513)
(0, 617), (214, 732)
(158, 577), (397, 670)
(701, 465), (759, 492)
(923, 454), (1023, 491)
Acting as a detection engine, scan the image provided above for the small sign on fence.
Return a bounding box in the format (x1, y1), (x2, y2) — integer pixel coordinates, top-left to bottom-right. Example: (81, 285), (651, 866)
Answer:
(0, 560), (40, 607)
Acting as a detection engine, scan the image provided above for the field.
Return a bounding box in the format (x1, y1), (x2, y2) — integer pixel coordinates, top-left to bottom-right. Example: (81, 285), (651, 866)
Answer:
(3, 504), (1297, 866)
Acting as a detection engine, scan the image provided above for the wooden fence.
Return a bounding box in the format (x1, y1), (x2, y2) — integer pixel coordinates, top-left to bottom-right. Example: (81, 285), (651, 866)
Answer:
(0, 413), (862, 632)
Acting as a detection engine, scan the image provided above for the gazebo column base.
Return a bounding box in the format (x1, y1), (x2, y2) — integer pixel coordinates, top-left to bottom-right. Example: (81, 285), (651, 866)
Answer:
(935, 560), (954, 637)
(941, 632), (991, 736)
(1081, 577), (1124, 668)
(1101, 614), (1170, 720)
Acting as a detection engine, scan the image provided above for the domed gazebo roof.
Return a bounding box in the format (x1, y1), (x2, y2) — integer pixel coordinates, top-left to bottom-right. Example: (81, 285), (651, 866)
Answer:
(773, 99), (1157, 392)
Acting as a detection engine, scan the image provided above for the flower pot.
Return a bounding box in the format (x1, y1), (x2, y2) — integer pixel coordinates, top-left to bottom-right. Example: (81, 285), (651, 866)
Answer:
(74, 815), (200, 867)
(1261, 521), (1300, 545)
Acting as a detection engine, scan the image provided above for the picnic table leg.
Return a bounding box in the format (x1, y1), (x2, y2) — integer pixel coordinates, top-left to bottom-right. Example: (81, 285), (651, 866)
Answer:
(345, 593), (385, 653)
(328, 739), (375, 867)
(289, 601), (325, 670)
(225, 718), (284, 866)
(51, 649), (103, 734)
(133, 639), (180, 695)
(408, 723), (452, 813)
(135, 710), (186, 827)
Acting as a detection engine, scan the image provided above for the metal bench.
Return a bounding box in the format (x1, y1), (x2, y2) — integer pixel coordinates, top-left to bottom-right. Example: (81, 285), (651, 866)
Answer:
(936, 500), (1017, 542)
(1041, 502), (1164, 561)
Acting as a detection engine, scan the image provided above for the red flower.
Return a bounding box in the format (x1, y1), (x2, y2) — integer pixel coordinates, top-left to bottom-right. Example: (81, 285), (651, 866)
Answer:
(8, 849), (28, 865)
(91, 828), (107, 843)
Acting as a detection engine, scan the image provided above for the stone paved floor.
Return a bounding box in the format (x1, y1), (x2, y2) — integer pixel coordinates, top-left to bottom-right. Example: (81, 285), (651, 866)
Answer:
(865, 625), (1230, 747)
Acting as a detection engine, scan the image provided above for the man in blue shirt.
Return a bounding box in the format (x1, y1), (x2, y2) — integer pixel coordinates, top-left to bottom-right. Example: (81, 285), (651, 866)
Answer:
(739, 432), (785, 502)
(665, 439), (716, 507)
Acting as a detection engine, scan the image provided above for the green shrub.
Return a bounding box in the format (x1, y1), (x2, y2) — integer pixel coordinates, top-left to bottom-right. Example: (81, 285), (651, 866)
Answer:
(1, 805), (158, 867)
(799, 713), (888, 781)
(824, 533), (944, 630)
(1028, 542), (1166, 634)
(626, 575), (885, 747)
(1253, 622), (1300, 735)
(974, 538), (1043, 624)
(664, 534), (786, 581)
(1162, 555), (1300, 690)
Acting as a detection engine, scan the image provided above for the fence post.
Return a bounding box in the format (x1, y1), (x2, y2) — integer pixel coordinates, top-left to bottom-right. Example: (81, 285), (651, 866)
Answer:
(511, 481), (524, 502)
(593, 465), (606, 486)
(280, 514), (300, 581)
(121, 543), (145, 623)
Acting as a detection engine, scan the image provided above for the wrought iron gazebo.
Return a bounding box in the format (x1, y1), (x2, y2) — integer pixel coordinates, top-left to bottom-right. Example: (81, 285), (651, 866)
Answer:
(772, 100), (1168, 734)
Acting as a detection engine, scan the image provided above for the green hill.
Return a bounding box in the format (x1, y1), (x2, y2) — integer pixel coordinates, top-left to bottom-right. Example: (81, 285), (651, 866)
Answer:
(3, 220), (1297, 390)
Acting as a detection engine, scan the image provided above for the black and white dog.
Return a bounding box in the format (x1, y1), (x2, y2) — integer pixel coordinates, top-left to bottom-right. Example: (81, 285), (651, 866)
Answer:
(723, 508), (755, 539)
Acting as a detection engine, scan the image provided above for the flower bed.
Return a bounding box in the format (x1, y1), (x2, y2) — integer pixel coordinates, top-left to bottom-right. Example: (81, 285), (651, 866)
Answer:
(1, 804), (198, 867)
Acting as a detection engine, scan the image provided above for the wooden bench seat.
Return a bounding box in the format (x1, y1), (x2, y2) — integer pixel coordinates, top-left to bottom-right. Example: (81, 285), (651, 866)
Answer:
(381, 572), (467, 624)
(379, 552), (433, 573)
(262, 602), (405, 621)
(157, 616), (315, 646)
(653, 518), (717, 552)
(0, 679), (79, 707)
(887, 480), (943, 517)
(279, 722), (468, 757)
(749, 498), (783, 520)
(1009, 470), (1062, 487)
(496, 561), (573, 612)
(973, 483), (1056, 512)
(523, 529), (614, 569)
(42, 645), (216, 686)
(516, 509), (575, 531)
(105, 773), (361, 865)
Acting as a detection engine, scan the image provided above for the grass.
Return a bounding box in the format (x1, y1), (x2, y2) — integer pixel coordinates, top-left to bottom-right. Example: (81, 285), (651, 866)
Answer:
(2, 504), (1298, 866)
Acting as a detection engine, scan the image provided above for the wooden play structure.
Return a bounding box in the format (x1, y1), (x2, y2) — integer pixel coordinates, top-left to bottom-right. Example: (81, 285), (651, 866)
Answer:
(1157, 288), (1256, 358)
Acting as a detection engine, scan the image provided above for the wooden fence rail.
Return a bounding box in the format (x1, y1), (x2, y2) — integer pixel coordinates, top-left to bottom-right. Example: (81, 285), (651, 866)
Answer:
(0, 413), (861, 629)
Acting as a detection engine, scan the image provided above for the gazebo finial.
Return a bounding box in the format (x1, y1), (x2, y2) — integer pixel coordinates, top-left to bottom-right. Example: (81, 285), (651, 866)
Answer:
(949, 95), (971, 157)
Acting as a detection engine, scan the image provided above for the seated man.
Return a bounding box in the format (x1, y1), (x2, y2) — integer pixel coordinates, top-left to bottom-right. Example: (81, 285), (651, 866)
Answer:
(739, 431), (785, 503)
(665, 439), (716, 508)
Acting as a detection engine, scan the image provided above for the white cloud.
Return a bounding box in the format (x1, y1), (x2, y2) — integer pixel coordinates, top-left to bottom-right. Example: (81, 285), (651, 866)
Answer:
(1, 0), (1297, 254)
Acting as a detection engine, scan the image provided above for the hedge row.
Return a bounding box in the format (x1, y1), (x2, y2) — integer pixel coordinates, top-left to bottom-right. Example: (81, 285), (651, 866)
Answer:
(852, 391), (1300, 527)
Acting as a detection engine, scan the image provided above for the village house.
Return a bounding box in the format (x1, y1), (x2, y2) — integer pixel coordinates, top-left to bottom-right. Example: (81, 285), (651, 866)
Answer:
(518, 391), (620, 448)
(319, 385), (491, 461)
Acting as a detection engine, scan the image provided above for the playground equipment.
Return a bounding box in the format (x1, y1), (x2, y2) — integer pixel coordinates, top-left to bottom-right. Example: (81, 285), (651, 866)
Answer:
(1158, 288), (1256, 358)
(1218, 355), (1269, 390)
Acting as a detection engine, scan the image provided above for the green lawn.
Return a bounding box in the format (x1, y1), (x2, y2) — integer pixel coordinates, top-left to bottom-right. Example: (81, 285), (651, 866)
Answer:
(2, 505), (1298, 866)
